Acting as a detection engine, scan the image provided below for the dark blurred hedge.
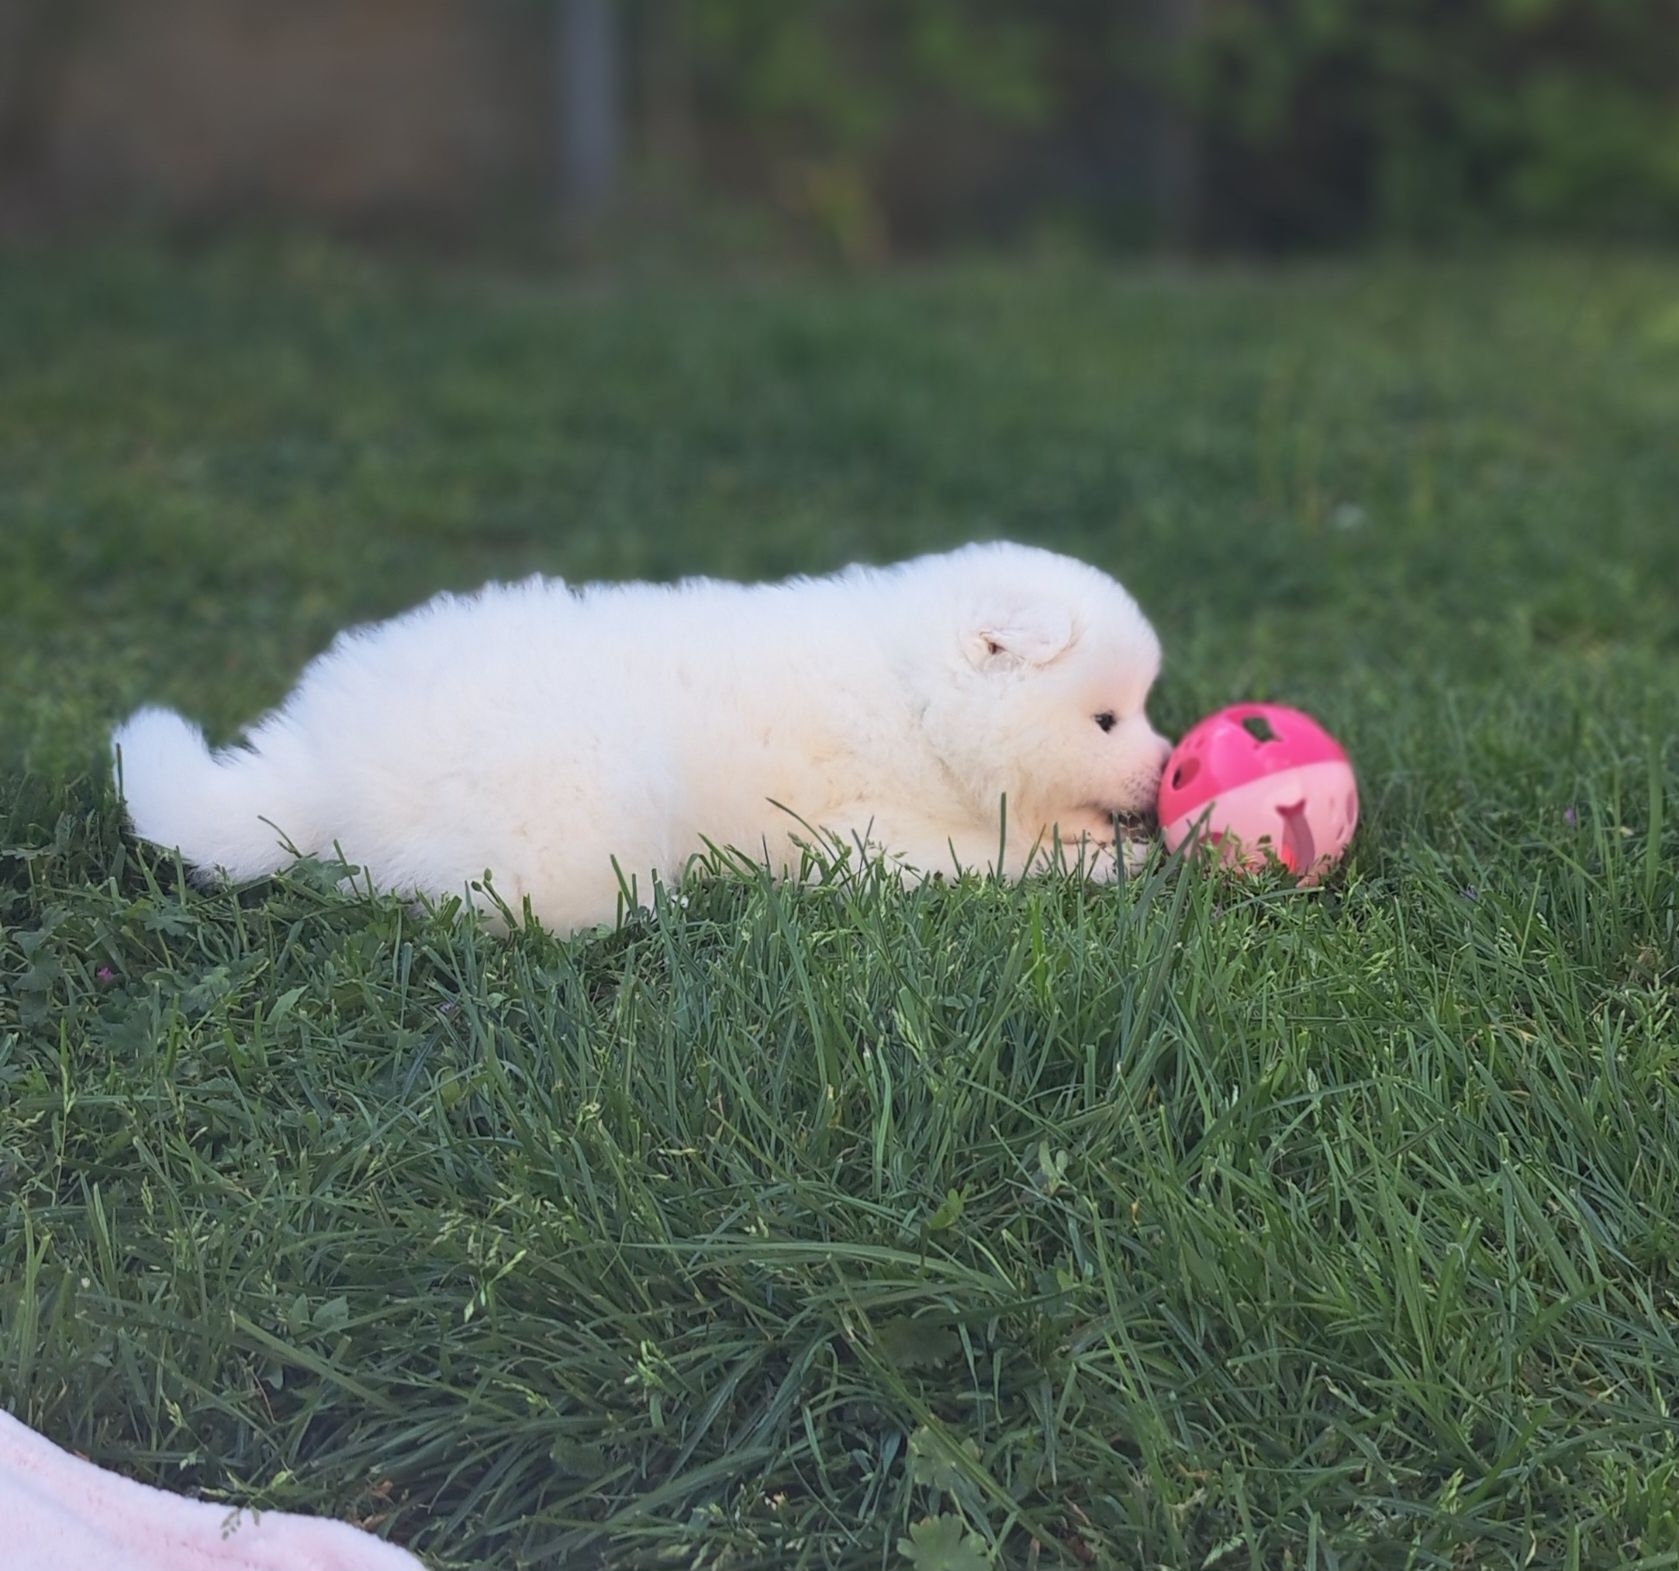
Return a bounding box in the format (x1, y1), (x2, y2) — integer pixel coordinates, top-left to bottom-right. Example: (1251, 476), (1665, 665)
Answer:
(641, 0), (1679, 253)
(1189, 0), (1679, 247)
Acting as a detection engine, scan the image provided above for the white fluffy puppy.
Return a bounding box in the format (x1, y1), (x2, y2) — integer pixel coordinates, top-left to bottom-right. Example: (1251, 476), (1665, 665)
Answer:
(113, 542), (1171, 933)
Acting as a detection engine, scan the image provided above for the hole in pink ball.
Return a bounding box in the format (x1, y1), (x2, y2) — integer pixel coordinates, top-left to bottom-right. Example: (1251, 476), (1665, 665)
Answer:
(1171, 756), (1202, 791)
(1276, 799), (1315, 871)
(1241, 713), (1279, 744)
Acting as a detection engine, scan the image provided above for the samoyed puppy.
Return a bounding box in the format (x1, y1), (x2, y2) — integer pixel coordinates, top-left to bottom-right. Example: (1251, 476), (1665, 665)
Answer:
(112, 542), (1171, 933)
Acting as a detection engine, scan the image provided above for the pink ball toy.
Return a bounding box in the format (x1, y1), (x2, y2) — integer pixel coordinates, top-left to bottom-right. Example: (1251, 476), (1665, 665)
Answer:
(1157, 703), (1358, 882)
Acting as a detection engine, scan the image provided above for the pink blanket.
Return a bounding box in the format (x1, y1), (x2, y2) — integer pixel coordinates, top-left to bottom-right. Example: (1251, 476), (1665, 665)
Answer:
(2, 1411), (425, 1571)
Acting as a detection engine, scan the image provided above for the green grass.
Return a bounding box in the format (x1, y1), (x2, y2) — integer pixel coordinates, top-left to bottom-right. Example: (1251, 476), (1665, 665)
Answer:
(2, 242), (1678, 1570)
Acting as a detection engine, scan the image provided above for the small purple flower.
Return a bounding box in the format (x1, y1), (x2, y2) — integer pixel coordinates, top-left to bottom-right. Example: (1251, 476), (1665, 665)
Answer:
(1563, 806), (1578, 828)
(95, 966), (117, 985)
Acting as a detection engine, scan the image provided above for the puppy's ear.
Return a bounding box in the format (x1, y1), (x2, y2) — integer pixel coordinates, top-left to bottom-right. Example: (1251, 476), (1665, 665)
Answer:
(966, 600), (1076, 671)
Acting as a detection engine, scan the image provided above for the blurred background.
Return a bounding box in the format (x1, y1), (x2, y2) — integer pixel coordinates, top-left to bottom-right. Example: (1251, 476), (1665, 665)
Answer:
(4, 16), (1678, 1569)
(5, 0), (1679, 261)
(3, 0), (1677, 771)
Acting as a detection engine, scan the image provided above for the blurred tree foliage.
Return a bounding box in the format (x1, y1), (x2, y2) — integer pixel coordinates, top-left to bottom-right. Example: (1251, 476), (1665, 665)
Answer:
(638, 0), (1679, 254)
(1188, 0), (1679, 246)
(667, 0), (1064, 261)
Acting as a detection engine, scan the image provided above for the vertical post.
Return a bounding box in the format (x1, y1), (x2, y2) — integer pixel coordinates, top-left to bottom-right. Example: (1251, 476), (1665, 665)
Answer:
(0, 0), (67, 224)
(642, 0), (693, 175)
(555, 0), (621, 229)
(1146, 0), (1202, 251)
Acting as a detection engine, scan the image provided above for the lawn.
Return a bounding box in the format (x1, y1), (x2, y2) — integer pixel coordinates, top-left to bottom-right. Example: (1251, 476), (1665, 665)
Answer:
(2, 243), (1677, 1570)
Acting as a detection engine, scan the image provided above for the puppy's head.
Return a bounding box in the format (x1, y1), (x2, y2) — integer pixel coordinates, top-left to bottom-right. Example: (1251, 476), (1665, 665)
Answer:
(912, 544), (1171, 841)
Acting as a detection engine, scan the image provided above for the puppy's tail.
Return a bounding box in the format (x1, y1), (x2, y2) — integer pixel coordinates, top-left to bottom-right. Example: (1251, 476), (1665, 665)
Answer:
(111, 707), (318, 880)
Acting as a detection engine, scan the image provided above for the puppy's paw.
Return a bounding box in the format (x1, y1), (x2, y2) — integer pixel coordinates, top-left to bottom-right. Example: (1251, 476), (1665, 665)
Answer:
(1073, 831), (1156, 883)
(1119, 833), (1156, 876)
(1084, 840), (1128, 884)
(1031, 833), (1122, 883)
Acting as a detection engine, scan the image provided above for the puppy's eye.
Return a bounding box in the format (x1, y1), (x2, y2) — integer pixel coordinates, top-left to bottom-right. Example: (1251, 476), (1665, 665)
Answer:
(1094, 711), (1117, 733)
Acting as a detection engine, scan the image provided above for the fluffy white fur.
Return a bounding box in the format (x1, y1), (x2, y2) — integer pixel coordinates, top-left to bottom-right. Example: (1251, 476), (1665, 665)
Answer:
(112, 543), (1171, 933)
